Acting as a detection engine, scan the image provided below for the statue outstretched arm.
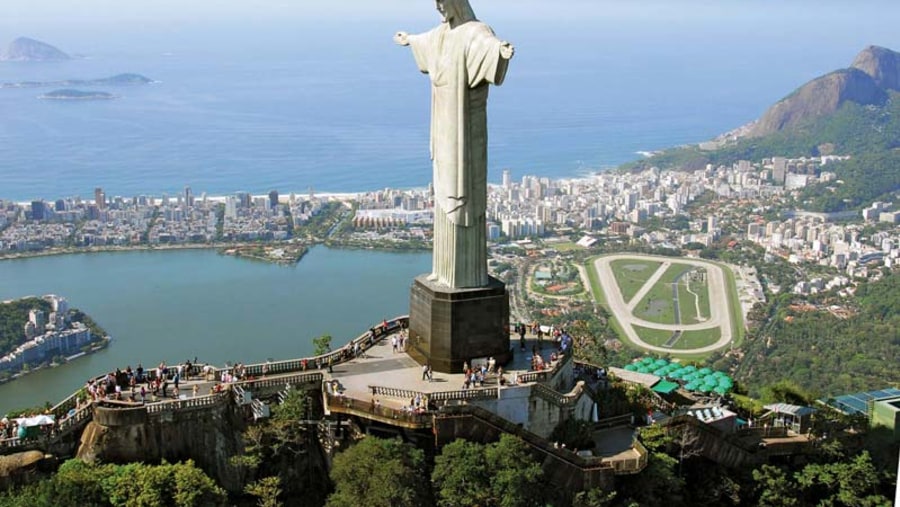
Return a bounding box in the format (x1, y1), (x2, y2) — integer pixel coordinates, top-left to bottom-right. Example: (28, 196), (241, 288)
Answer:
(394, 31), (410, 46)
(500, 41), (515, 60)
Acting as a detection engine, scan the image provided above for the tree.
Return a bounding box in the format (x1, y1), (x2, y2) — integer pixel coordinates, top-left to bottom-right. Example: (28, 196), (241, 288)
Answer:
(0, 459), (225, 507)
(752, 465), (799, 507)
(432, 434), (544, 507)
(312, 334), (333, 356)
(326, 437), (430, 507)
(245, 476), (283, 507)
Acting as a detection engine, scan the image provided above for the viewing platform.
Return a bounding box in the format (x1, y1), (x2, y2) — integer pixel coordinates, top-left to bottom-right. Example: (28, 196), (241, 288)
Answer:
(0, 316), (649, 491)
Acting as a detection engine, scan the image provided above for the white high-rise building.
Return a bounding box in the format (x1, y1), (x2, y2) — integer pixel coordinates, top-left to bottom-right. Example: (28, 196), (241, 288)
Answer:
(502, 169), (511, 189)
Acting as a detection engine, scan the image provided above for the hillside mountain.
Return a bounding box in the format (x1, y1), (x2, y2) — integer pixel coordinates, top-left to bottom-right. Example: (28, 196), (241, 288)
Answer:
(749, 45), (900, 137)
(0, 37), (70, 61)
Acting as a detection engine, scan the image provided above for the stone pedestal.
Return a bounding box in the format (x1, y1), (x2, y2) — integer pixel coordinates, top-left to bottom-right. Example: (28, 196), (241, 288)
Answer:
(408, 275), (510, 374)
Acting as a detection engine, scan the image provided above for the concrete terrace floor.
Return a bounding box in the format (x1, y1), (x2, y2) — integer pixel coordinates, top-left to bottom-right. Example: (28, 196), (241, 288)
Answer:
(324, 332), (562, 409)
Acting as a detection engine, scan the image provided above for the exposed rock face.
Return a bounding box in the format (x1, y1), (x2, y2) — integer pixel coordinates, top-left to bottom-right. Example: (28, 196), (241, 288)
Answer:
(0, 450), (54, 490)
(748, 45), (900, 137)
(1, 37), (70, 61)
(76, 400), (247, 492)
(851, 45), (900, 91)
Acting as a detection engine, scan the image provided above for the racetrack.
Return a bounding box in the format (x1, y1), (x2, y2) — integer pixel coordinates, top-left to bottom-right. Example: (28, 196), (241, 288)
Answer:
(591, 254), (735, 354)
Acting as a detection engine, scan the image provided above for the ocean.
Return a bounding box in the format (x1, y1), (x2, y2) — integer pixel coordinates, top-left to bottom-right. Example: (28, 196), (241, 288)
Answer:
(1, 1), (898, 201)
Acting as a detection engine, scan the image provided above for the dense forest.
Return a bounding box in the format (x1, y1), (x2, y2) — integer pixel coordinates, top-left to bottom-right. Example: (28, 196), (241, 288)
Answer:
(0, 298), (52, 356)
(624, 91), (900, 212)
(733, 271), (900, 398)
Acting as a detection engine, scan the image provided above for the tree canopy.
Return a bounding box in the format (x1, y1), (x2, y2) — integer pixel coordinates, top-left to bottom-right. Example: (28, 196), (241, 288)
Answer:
(326, 437), (430, 507)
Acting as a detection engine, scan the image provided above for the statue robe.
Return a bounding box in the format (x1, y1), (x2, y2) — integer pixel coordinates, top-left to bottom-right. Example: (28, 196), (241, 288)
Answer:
(408, 20), (509, 288)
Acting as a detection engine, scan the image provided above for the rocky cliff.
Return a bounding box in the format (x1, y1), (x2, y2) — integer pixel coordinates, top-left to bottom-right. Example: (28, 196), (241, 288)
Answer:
(749, 45), (900, 137)
(76, 400), (247, 492)
(0, 37), (70, 61)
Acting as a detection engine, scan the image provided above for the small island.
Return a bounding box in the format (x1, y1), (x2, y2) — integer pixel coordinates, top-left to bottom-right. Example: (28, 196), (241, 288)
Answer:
(39, 89), (117, 101)
(0, 37), (69, 62)
(2, 73), (154, 89)
(219, 243), (309, 265)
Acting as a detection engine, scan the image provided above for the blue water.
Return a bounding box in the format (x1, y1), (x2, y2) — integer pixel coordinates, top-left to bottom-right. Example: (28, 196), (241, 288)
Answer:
(0, 247), (430, 413)
(0, 2), (898, 201)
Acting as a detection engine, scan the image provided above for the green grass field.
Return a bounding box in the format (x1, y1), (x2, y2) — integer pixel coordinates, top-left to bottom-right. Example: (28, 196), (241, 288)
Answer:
(633, 263), (693, 325)
(677, 274), (710, 324)
(633, 325), (675, 347)
(609, 259), (662, 304)
(672, 328), (721, 350)
(549, 241), (582, 252)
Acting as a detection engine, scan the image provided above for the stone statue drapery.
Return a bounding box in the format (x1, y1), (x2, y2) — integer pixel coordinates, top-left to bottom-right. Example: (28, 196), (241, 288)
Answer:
(398, 1), (512, 288)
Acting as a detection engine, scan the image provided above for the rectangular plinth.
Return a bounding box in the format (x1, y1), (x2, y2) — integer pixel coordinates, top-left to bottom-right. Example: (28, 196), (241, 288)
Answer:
(408, 275), (510, 374)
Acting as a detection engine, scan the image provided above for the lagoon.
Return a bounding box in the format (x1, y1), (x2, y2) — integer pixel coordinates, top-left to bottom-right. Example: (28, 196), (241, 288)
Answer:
(0, 247), (430, 414)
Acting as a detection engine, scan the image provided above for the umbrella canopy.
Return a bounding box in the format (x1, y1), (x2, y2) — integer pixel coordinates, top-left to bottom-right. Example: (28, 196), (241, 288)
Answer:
(624, 364), (638, 371)
(698, 368), (713, 376)
(684, 382), (700, 391)
(682, 365), (697, 373)
(653, 368), (668, 376)
(641, 357), (655, 365)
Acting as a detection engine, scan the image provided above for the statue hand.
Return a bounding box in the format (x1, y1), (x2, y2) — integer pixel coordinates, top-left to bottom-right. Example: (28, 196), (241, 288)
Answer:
(394, 31), (410, 46)
(500, 41), (515, 60)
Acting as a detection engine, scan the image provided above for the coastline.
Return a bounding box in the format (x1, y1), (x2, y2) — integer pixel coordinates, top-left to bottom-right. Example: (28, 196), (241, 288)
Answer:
(0, 239), (432, 263)
(0, 337), (111, 388)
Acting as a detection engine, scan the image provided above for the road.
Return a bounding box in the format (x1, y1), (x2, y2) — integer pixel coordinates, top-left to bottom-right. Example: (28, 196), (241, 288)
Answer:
(591, 254), (734, 354)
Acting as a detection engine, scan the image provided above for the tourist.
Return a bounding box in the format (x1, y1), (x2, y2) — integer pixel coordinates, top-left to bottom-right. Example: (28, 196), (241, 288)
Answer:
(422, 363), (429, 381)
(391, 335), (398, 353)
(427, 364), (433, 381)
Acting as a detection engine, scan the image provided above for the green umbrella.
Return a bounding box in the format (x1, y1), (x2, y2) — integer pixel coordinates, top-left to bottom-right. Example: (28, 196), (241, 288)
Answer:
(698, 368), (713, 376)
(704, 376), (718, 386)
(699, 384), (713, 393)
(684, 382), (699, 391)
(653, 368), (667, 376)
(654, 359), (668, 367)
(624, 364), (638, 371)
(641, 357), (655, 365)
(714, 386), (729, 395)
(682, 365), (697, 373)
(711, 371), (726, 378)
(637, 367), (651, 374)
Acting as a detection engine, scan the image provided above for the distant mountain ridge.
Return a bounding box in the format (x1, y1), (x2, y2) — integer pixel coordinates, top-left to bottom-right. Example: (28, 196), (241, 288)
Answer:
(748, 45), (900, 137)
(0, 37), (70, 62)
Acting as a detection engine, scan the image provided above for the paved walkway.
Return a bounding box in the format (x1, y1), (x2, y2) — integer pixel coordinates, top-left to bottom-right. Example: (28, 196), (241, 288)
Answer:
(591, 254), (734, 354)
(325, 334), (558, 409)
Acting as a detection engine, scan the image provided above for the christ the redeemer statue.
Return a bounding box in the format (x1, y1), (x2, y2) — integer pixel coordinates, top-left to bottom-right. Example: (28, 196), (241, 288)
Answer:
(395, 0), (514, 289)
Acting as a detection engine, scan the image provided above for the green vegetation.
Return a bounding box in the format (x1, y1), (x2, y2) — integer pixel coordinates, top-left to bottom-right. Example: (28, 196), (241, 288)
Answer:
(0, 297), (53, 356)
(734, 271), (900, 397)
(0, 459), (225, 507)
(674, 328), (721, 350)
(233, 386), (330, 507)
(326, 437), (431, 507)
(633, 264), (692, 325)
(677, 274), (709, 324)
(624, 91), (900, 212)
(609, 259), (662, 303)
(312, 334), (332, 356)
(633, 325), (675, 347)
(432, 434), (545, 507)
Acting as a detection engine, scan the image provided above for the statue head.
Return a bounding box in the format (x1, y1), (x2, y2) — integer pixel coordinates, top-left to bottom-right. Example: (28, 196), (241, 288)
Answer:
(436, 0), (476, 24)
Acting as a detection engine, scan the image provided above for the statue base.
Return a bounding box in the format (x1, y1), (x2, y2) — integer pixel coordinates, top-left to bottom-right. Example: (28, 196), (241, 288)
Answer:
(408, 275), (511, 374)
